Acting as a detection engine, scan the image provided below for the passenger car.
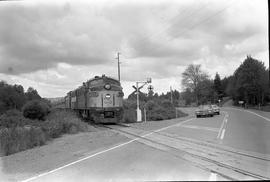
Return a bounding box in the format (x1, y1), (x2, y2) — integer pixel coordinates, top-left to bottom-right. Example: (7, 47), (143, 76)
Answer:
(211, 104), (220, 115)
(195, 105), (214, 118)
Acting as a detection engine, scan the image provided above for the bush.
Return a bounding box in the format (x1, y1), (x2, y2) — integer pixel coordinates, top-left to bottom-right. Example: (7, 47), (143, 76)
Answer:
(148, 106), (168, 120)
(160, 100), (174, 110)
(123, 108), (136, 123)
(42, 110), (89, 138)
(23, 100), (50, 120)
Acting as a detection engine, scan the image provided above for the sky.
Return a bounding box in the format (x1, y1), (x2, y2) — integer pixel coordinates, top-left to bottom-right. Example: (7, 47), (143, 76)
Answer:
(0, 0), (268, 98)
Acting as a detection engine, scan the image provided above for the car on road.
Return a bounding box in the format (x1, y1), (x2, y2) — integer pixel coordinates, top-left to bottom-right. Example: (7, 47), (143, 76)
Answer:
(195, 105), (214, 118)
(211, 104), (220, 115)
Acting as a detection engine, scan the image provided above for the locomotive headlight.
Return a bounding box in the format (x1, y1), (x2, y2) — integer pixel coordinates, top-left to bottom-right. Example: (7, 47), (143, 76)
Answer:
(105, 94), (111, 99)
(104, 84), (111, 90)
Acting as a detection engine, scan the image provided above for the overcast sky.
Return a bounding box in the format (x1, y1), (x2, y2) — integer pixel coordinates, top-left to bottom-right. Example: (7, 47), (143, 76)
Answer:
(0, 0), (268, 98)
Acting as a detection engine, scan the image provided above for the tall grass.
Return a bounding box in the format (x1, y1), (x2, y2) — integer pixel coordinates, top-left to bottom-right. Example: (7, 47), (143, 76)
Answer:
(0, 126), (46, 156)
(0, 109), (89, 156)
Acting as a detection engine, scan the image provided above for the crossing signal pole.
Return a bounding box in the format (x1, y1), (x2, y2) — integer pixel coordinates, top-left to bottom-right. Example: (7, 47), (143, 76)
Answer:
(115, 52), (121, 82)
(132, 78), (152, 122)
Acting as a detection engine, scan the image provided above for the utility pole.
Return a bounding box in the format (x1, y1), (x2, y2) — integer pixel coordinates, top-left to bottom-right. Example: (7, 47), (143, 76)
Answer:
(136, 82), (140, 121)
(269, 0), (270, 88)
(116, 52), (121, 82)
(170, 86), (173, 104)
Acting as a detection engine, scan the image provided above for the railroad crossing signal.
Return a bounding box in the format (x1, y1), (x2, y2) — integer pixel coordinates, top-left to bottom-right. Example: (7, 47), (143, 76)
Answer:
(132, 85), (137, 91)
(132, 85), (144, 92)
(133, 78), (152, 122)
(148, 85), (154, 92)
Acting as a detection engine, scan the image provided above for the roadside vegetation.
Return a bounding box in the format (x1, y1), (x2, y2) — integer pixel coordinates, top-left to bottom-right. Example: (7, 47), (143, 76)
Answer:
(0, 82), (89, 156)
(123, 90), (188, 123)
(179, 56), (270, 109)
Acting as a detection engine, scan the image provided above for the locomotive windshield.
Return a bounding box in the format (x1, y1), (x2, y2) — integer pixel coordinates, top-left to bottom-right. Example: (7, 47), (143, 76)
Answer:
(89, 77), (120, 87)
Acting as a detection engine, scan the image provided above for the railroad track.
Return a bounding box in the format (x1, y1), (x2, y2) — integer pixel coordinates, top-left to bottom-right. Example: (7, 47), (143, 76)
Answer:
(93, 123), (270, 180)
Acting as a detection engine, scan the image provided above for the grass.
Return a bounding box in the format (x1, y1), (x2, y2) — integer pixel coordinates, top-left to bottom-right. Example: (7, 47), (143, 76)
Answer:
(0, 126), (46, 156)
(0, 109), (91, 156)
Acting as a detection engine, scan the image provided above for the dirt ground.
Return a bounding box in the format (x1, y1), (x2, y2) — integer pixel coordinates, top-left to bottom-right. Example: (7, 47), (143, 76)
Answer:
(0, 127), (130, 182)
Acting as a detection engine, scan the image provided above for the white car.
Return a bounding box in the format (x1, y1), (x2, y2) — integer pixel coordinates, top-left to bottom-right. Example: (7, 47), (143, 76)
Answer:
(211, 104), (220, 115)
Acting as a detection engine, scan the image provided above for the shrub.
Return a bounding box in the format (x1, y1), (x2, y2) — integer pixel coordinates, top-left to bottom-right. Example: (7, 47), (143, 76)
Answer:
(42, 110), (89, 138)
(145, 100), (157, 111)
(123, 99), (137, 110)
(123, 108), (136, 123)
(160, 100), (174, 109)
(22, 100), (50, 120)
(148, 106), (167, 120)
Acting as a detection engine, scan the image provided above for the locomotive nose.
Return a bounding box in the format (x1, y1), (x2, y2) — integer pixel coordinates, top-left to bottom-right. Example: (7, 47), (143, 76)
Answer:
(103, 93), (114, 107)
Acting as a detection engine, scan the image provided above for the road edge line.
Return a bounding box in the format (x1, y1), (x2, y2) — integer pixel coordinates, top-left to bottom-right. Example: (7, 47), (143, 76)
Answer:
(226, 107), (270, 122)
(217, 112), (228, 139)
(20, 118), (194, 182)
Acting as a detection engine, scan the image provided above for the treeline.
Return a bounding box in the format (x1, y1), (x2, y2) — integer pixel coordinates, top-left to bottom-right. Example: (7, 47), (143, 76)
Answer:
(0, 81), (47, 115)
(180, 56), (270, 106)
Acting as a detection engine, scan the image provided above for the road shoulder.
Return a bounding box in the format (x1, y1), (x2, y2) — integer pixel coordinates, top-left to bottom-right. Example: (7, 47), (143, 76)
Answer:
(0, 129), (130, 182)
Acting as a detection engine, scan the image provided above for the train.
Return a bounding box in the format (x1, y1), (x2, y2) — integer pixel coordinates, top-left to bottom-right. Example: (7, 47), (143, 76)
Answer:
(54, 74), (124, 123)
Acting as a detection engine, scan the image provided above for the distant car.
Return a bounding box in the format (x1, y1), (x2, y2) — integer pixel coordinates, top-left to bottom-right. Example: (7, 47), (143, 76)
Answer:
(211, 104), (220, 115)
(195, 105), (214, 118)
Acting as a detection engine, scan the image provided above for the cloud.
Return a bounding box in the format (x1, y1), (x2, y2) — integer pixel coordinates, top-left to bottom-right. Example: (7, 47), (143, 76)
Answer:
(0, 0), (268, 97)
(0, 1), (123, 74)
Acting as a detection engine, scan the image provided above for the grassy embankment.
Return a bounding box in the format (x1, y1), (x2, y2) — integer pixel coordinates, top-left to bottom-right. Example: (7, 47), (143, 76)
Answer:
(0, 109), (90, 156)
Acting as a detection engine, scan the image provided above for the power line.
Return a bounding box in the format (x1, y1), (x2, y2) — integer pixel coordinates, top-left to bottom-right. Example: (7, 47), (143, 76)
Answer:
(134, 1), (212, 51)
(122, 0), (235, 58)
(149, 0), (236, 55)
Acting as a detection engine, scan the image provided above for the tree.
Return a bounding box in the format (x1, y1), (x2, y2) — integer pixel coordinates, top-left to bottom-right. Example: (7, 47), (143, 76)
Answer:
(25, 87), (41, 101)
(220, 76), (229, 97)
(181, 64), (209, 105)
(214, 72), (222, 100)
(228, 56), (269, 106)
(0, 81), (26, 113)
(181, 88), (195, 106)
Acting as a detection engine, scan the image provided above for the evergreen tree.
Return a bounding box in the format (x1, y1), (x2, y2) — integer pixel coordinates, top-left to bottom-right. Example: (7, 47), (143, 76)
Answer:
(214, 72), (222, 99)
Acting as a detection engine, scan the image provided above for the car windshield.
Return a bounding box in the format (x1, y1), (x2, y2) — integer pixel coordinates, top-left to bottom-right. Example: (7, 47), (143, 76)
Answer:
(0, 0), (268, 181)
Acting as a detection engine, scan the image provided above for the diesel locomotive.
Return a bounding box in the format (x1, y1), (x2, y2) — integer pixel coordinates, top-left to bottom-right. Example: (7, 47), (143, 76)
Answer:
(55, 75), (124, 123)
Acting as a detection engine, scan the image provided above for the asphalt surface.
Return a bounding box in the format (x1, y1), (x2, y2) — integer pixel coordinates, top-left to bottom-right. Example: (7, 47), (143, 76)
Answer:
(19, 107), (270, 181)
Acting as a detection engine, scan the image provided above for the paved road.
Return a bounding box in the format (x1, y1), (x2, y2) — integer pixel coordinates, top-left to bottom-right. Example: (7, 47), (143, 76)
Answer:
(20, 107), (270, 181)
